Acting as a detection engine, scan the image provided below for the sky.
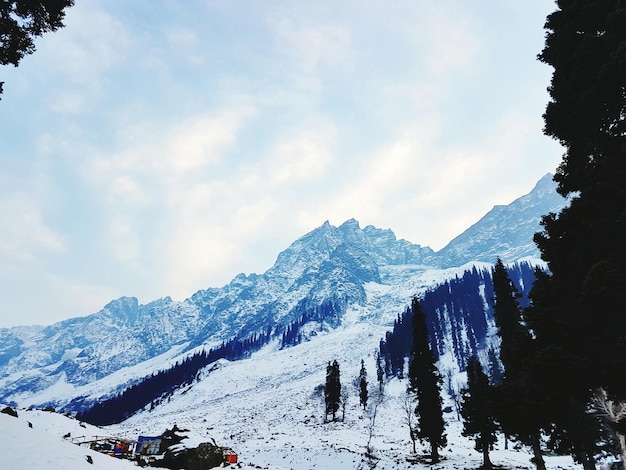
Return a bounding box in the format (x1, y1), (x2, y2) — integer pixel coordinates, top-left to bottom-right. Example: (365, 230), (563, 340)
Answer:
(0, 1), (564, 328)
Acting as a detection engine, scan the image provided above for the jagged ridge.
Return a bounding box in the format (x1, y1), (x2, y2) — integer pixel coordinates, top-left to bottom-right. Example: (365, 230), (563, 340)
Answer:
(0, 174), (566, 409)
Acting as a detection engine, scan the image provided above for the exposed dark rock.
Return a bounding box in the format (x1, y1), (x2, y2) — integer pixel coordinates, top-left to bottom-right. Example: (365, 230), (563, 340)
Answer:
(1, 406), (18, 417)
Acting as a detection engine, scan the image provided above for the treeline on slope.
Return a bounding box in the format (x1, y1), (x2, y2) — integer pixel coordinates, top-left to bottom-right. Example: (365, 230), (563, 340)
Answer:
(74, 332), (270, 425)
(458, 259), (626, 470)
(379, 261), (537, 377)
(280, 299), (342, 348)
(74, 299), (343, 426)
(381, 259), (624, 469)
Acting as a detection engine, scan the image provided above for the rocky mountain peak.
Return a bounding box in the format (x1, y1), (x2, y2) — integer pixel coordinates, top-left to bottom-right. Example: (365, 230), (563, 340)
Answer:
(0, 174), (568, 410)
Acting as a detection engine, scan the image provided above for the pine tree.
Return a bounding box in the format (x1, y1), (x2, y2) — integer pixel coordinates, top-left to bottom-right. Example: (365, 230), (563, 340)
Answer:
(491, 259), (529, 374)
(491, 259), (547, 470)
(407, 296), (446, 463)
(537, 0), (626, 404)
(359, 359), (368, 410)
(486, 347), (503, 386)
(525, 269), (602, 469)
(375, 350), (384, 394)
(325, 360), (341, 422)
(531, 1), (626, 465)
(461, 356), (497, 470)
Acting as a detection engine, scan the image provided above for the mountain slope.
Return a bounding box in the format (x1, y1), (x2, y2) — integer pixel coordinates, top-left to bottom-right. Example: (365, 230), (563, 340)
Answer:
(0, 409), (136, 470)
(435, 173), (567, 265)
(0, 174), (567, 410)
(101, 313), (579, 470)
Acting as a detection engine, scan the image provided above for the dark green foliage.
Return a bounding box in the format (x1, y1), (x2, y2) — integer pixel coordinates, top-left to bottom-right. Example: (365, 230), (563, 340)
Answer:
(407, 296), (446, 463)
(534, 0), (626, 399)
(380, 263), (538, 376)
(359, 359), (368, 410)
(486, 348), (503, 386)
(325, 360), (341, 422)
(385, 309), (413, 378)
(75, 330), (273, 425)
(491, 259), (547, 470)
(375, 350), (384, 393)
(280, 299), (342, 349)
(422, 267), (495, 367)
(525, 268), (606, 468)
(461, 356), (497, 469)
(0, 0), (75, 97)
(530, 1), (626, 465)
(539, 0), (626, 199)
(492, 259), (531, 376)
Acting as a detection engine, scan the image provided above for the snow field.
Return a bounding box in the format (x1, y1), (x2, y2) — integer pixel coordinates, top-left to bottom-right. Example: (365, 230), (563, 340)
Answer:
(106, 318), (581, 469)
(0, 409), (135, 470)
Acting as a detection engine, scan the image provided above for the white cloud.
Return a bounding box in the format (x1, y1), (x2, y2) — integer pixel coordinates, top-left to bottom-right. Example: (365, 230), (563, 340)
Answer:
(108, 175), (149, 206)
(272, 19), (352, 72)
(0, 272), (121, 327)
(87, 106), (256, 200)
(154, 121), (338, 297)
(0, 0), (564, 326)
(34, 4), (132, 114)
(269, 125), (336, 184)
(70, 106), (258, 291)
(166, 27), (198, 51)
(266, 8), (353, 94)
(0, 192), (64, 264)
(419, 6), (481, 77)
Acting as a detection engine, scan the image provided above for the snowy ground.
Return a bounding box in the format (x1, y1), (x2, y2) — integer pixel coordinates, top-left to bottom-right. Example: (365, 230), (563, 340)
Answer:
(105, 313), (581, 470)
(0, 408), (135, 470)
(0, 294), (585, 469)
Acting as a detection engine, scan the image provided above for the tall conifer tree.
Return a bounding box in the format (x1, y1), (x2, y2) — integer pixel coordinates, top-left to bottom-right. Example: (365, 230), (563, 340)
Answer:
(325, 360), (341, 422)
(461, 356), (497, 470)
(531, 0), (626, 464)
(359, 359), (368, 410)
(491, 259), (547, 470)
(407, 296), (446, 463)
(375, 351), (385, 394)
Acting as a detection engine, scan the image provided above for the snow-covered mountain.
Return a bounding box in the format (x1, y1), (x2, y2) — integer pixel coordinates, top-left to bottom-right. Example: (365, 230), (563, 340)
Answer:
(435, 173), (565, 265)
(0, 173), (567, 411)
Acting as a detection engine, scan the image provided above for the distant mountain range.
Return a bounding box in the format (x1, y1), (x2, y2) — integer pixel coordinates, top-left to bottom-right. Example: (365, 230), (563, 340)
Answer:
(0, 173), (567, 409)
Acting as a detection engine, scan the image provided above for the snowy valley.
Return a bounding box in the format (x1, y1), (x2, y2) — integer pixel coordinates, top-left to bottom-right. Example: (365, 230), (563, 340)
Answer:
(1, 174), (590, 469)
(1, 318), (582, 469)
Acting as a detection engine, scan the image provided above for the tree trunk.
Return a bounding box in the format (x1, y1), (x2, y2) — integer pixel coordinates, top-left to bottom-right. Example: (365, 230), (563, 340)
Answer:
(482, 445), (492, 470)
(583, 454), (596, 470)
(531, 434), (546, 470)
(574, 451), (596, 470)
(430, 442), (439, 464)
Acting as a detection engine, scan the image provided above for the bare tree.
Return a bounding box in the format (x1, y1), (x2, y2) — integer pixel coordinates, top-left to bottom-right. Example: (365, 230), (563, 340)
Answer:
(402, 391), (418, 454)
(358, 382), (384, 470)
(595, 388), (626, 465)
(341, 387), (349, 422)
(445, 369), (461, 421)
